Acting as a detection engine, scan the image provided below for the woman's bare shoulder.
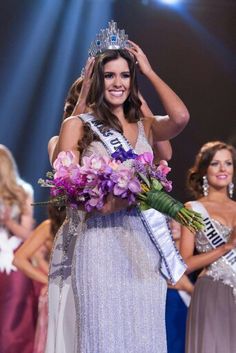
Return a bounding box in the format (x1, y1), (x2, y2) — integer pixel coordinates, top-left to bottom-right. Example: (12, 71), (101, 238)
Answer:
(184, 201), (195, 209)
(35, 219), (51, 231)
(62, 115), (83, 127)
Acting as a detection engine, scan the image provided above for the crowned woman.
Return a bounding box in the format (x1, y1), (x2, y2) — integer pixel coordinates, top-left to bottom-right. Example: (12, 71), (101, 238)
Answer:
(45, 21), (191, 353)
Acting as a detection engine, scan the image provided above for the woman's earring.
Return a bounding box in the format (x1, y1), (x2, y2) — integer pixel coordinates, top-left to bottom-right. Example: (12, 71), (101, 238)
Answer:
(202, 175), (209, 197)
(228, 182), (234, 199)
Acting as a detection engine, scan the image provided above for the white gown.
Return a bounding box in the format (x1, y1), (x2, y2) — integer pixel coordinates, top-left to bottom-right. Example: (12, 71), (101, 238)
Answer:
(45, 122), (168, 353)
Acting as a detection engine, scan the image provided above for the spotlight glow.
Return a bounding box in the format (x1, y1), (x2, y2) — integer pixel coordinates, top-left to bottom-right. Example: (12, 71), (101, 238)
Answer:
(160, 0), (182, 4)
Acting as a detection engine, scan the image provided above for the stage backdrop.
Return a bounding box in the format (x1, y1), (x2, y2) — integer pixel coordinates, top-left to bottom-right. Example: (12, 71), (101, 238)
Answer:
(0, 0), (235, 223)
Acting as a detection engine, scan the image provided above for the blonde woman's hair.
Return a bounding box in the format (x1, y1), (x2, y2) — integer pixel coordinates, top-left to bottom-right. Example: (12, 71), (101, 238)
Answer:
(0, 145), (32, 212)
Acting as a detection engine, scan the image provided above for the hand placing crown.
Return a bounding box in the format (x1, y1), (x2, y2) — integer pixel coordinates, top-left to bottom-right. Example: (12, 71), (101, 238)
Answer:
(88, 20), (131, 57)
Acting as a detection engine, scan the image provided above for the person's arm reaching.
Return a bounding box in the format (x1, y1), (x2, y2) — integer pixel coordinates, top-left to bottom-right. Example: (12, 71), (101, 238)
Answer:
(127, 40), (190, 141)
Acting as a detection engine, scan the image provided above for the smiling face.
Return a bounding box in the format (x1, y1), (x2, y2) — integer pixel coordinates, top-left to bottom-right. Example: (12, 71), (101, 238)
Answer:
(103, 56), (131, 109)
(206, 148), (234, 190)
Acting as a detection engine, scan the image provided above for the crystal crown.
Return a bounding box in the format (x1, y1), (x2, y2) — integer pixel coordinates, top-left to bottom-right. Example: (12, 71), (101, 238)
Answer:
(88, 20), (130, 57)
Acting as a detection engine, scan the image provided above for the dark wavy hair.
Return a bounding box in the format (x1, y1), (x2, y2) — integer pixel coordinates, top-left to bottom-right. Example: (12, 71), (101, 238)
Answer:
(187, 141), (236, 199)
(47, 204), (66, 237)
(78, 49), (141, 151)
(63, 77), (84, 120)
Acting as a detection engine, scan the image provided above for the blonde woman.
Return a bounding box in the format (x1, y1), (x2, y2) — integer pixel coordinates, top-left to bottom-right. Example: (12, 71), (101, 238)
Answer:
(0, 144), (36, 353)
(14, 205), (66, 353)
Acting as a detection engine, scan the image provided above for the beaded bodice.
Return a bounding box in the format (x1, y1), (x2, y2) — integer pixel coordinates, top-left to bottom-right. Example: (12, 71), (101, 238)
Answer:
(196, 219), (236, 296)
(83, 120), (152, 159)
(195, 218), (231, 253)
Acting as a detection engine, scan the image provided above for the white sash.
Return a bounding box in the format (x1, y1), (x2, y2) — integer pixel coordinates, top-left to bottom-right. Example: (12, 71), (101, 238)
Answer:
(189, 201), (236, 272)
(79, 113), (186, 284)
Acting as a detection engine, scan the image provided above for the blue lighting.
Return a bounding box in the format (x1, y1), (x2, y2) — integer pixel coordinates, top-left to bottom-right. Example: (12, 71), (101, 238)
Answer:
(159, 0), (182, 4)
(0, 0), (112, 223)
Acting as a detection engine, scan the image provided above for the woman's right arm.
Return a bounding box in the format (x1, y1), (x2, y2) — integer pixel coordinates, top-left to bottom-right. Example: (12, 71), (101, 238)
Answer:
(179, 205), (236, 274)
(13, 220), (52, 284)
(2, 192), (34, 240)
(49, 58), (94, 165)
(127, 40), (190, 141)
(48, 136), (59, 166)
(168, 274), (194, 295)
(56, 117), (84, 163)
(139, 94), (172, 161)
(48, 114), (84, 165)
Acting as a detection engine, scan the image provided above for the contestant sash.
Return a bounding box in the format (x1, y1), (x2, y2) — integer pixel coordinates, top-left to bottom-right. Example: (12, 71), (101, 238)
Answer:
(189, 201), (236, 272)
(79, 113), (186, 283)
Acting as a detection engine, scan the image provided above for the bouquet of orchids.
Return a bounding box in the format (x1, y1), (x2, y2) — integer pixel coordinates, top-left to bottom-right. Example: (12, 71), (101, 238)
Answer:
(38, 147), (204, 232)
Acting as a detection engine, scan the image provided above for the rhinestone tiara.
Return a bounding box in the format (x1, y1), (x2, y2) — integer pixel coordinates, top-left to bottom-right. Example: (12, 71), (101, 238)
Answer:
(88, 20), (130, 57)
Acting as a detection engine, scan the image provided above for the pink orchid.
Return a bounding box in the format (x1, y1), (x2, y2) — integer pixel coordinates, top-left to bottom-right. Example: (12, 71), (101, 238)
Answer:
(53, 151), (78, 179)
(112, 168), (141, 197)
(136, 152), (154, 165)
(161, 180), (173, 192)
(108, 159), (122, 170)
(53, 151), (75, 170)
(81, 154), (111, 173)
(157, 163), (171, 177)
(85, 186), (105, 211)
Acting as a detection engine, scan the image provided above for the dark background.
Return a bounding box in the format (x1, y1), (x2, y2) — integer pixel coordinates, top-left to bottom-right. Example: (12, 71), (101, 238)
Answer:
(0, 0), (235, 223)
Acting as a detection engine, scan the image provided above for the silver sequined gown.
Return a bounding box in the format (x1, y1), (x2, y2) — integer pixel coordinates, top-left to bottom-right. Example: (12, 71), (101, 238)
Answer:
(186, 201), (236, 353)
(45, 122), (167, 353)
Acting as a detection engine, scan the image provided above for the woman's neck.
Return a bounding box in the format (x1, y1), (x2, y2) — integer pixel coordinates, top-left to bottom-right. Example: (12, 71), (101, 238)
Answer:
(111, 106), (126, 123)
(204, 188), (230, 203)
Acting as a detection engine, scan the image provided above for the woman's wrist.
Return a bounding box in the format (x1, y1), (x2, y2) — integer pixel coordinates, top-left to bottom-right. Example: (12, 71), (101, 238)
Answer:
(222, 243), (234, 254)
(143, 67), (156, 80)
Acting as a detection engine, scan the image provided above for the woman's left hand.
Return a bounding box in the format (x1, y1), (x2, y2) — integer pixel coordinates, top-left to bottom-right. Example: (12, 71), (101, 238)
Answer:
(127, 40), (153, 76)
(99, 194), (132, 215)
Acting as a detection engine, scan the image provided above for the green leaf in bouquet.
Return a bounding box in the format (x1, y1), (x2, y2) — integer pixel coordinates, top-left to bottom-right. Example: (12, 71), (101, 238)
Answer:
(150, 178), (163, 191)
(137, 192), (148, 202)
(143, 190), (204, 233)
(138, 201), (151, 211)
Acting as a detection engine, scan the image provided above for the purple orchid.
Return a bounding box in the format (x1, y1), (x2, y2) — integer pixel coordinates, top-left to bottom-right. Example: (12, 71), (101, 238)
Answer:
(111, 167), (141, 204)
(136, 152), (154, 165)
(111, 147), (138, 162)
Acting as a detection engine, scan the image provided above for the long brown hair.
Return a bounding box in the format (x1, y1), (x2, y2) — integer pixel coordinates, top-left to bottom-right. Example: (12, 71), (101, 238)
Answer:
(187, 141), (236, 199)
(0, 145), (29, 212)
(88, 49), (141, 126)
(62, 49), (141, 153)
(47, 204), (66, 237)
(63, 77), (84, 120)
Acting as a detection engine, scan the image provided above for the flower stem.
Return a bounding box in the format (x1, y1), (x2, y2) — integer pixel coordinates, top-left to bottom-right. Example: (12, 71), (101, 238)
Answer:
(142, 190), (204, 232)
